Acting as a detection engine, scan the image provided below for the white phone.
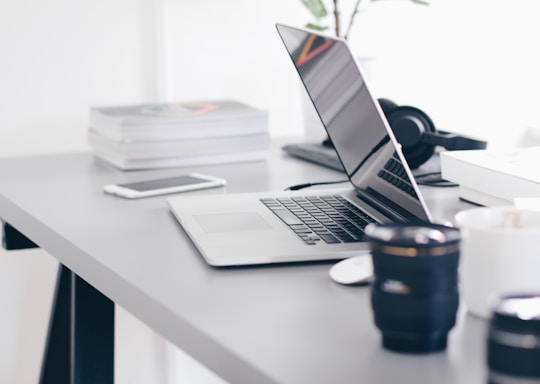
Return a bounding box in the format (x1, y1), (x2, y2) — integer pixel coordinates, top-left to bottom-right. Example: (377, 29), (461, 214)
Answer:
(103, 173), (226, 199)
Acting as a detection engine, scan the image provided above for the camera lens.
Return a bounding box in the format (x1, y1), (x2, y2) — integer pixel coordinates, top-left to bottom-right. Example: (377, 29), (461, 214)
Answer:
(488, 295), (540, 383)
(365, 223), (461, 353)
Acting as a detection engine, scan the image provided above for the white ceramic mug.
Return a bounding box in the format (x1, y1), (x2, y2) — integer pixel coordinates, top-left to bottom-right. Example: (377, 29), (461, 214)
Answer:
(455, 207), (540, 319)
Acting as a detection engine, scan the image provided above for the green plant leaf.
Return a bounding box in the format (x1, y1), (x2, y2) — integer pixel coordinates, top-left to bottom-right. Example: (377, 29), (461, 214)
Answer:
(301, 0), (328, 19)
(305, 23), (329, 31)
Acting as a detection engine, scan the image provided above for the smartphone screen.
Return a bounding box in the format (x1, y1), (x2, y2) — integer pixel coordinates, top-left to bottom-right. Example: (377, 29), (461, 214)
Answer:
(104, 173), (226, 198)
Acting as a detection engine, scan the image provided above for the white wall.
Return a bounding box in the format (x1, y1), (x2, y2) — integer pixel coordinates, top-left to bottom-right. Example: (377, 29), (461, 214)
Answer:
(2, 1), (540, 383)
(161, 0), (309, 137)
(159, 0), (540, 146)
(3, 0), (540, 152)
(0, 250), (57, 384)
(0, 0), (154, 156)
(349, 0), (540, 148)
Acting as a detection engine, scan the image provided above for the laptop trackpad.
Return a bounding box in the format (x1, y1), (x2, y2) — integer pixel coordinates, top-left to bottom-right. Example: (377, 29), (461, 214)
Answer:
(195, 213), (271, 233)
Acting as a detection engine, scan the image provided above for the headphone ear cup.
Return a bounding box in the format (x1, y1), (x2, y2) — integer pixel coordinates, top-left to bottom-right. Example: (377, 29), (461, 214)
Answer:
(377, 98), (398, 117)
(385, 105), (436, 169)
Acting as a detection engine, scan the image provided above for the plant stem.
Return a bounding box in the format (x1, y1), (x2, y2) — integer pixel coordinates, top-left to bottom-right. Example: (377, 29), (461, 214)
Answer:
(344, 0), (362, 40)
(332, 0), (340, 37)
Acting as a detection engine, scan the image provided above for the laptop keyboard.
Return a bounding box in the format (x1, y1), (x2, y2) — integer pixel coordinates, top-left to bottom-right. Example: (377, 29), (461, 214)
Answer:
(260, 195), (376, 245)
(378, 153), (417, 198)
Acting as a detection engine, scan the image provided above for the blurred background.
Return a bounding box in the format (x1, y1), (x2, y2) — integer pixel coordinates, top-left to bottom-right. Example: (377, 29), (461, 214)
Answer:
(2, 0), (540, 382)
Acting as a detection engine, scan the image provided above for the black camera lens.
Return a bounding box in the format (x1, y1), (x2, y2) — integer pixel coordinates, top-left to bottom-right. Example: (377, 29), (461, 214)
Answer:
(487, 295), (540, 384)
(365, 223), (461, 353)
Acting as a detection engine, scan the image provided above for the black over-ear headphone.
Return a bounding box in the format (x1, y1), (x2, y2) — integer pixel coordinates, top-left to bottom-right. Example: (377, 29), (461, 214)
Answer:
(378, 98), (488, 169)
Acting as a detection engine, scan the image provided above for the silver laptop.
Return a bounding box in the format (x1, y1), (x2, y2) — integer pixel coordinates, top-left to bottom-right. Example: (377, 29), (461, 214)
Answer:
(167, 24), (432, 266)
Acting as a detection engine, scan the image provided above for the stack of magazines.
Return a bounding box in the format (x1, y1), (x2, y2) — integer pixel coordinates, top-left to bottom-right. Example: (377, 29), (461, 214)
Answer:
(88, 100), (270, 170)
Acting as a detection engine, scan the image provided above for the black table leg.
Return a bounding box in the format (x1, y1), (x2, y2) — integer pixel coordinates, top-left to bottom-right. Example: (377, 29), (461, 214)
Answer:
(2, 222), (38, 250)
(39, 264), (115, 384)
(39, 264), (71, 384)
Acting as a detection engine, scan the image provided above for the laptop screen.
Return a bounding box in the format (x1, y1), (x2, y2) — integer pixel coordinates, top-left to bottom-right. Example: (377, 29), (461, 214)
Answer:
(276, 24), (430, 222)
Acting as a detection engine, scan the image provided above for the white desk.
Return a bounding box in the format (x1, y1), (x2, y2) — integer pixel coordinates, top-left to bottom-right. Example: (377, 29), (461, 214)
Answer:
(0, 142), (485, 383)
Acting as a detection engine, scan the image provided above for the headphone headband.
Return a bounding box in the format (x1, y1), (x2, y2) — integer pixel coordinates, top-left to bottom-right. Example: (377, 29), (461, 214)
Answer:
(378, 99), (487, 168)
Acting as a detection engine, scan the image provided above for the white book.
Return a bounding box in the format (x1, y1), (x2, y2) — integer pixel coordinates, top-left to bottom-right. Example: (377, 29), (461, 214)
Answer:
(90, 100), (268, 140)
(91, 115), (268, 141)
(458, 187), (513, 207)
(440, 147), (540, 206)
(88, 129), (270, 159)
(94, 150), (268, 171)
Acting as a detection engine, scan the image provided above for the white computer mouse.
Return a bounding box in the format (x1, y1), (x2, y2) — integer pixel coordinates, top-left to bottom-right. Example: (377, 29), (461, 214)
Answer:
(329, 254), (373, 286)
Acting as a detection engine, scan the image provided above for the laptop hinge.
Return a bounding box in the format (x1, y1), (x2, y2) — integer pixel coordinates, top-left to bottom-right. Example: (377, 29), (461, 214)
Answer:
(355, 188), (417, 223)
